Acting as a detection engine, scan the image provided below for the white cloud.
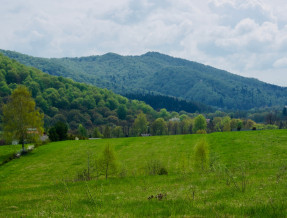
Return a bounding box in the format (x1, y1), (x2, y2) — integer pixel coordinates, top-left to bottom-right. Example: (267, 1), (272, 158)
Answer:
(0, 0), (287, 86)
(274, 58), (287, 68)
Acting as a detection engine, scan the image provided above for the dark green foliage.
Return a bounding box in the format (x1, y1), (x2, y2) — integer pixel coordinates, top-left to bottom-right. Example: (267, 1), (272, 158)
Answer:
(159, 167), (168, 175)
(125, 92), (212, 113)
(117, 105), (127, 120)
(2, 49), (287, 110)
(48, 127), (59, 141)
(283, 107), (287, 116)
(49, 122), (68, 141)
(55, 122), (68, 140)
(48, 122), (68, 141)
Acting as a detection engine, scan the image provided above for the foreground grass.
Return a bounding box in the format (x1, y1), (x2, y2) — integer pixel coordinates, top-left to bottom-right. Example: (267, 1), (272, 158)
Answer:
(1, 130), (287, 217)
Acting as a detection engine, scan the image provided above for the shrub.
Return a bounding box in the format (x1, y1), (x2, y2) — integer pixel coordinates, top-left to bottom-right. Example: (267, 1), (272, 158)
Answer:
(194, 139), (209, 171)
(118, 163), (128, 178)
(196, 130), (207, 134)
(146, 159), (168, 175)
(159, 167), (168, 175)
(75, 169), (91, 181)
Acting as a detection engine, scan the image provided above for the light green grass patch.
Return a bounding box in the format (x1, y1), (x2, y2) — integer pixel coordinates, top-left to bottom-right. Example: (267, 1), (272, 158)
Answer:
(1, 130), (287, 217)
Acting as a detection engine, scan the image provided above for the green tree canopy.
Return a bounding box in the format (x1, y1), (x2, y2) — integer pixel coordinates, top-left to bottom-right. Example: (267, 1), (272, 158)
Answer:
(78, 124), (87, 138)
(151, 118), (167, 135)
(3, 85), (44, 150)
(48, 121), (68, 141)
(133, 112), (148, 136)
(93, 127), (103, 138)
(117, 105), (127, 120)
(193, 114), (207, 133)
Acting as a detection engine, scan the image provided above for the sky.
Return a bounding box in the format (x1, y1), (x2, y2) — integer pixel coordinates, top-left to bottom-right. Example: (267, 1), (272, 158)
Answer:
(1, 0), (287, 86)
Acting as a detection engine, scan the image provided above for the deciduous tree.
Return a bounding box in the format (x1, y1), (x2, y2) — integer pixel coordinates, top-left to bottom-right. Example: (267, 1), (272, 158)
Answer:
(151, 118), (167, 135)
(3, 85), (44, 150)
(133, 112), (148, 136)
(193, 114), (207, 133)
(98, 145), (117, 180)
(48, 121), (68, 141)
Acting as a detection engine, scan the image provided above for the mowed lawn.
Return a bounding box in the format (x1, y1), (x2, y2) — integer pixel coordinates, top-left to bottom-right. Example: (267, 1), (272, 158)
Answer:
(1, 130), (287, 217)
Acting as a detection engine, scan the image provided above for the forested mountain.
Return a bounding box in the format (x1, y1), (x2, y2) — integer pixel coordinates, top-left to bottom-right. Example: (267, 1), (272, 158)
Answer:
(1, 49), (287, 110)
(0, 54), (158, 134)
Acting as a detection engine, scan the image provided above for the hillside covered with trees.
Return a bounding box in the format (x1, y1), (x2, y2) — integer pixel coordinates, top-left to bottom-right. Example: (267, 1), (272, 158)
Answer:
(0, 54), (159, 137)
(1, 50), (287, 110)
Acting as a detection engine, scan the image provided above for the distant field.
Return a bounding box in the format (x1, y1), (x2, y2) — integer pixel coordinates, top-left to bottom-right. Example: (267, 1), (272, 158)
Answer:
(1, 130), (287, 217)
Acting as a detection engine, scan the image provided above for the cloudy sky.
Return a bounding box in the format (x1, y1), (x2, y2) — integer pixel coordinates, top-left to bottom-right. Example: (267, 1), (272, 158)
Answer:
(1, 0), (287, 86)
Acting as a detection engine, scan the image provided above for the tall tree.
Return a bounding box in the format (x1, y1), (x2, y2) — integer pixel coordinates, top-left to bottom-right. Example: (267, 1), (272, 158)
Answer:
(3, 85), (44, 150)
(78, 124), (87, 138)
(193, 114), (207, 133)
(93, 127), (103, 138)
(133, 112), (148, 136)
(151, 118), (167, 135)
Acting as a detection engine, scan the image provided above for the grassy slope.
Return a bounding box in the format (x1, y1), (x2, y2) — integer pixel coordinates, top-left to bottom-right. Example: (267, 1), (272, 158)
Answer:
(0, 144), (25, 165)
(1, 130), (287, 217)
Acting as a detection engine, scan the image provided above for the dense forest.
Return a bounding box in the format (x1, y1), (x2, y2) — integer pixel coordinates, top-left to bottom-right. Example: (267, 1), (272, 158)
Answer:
(1, 50), (287, 110)
(0, 54), (159, 137)
(124, 92), (212, 113)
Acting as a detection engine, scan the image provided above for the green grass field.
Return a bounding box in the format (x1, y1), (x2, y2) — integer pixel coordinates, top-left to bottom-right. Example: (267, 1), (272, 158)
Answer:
(1, 130), (287, 217)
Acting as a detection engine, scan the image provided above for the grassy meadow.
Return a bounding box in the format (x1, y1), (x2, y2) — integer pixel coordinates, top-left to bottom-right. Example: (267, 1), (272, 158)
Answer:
(1, 130), (287, 217)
